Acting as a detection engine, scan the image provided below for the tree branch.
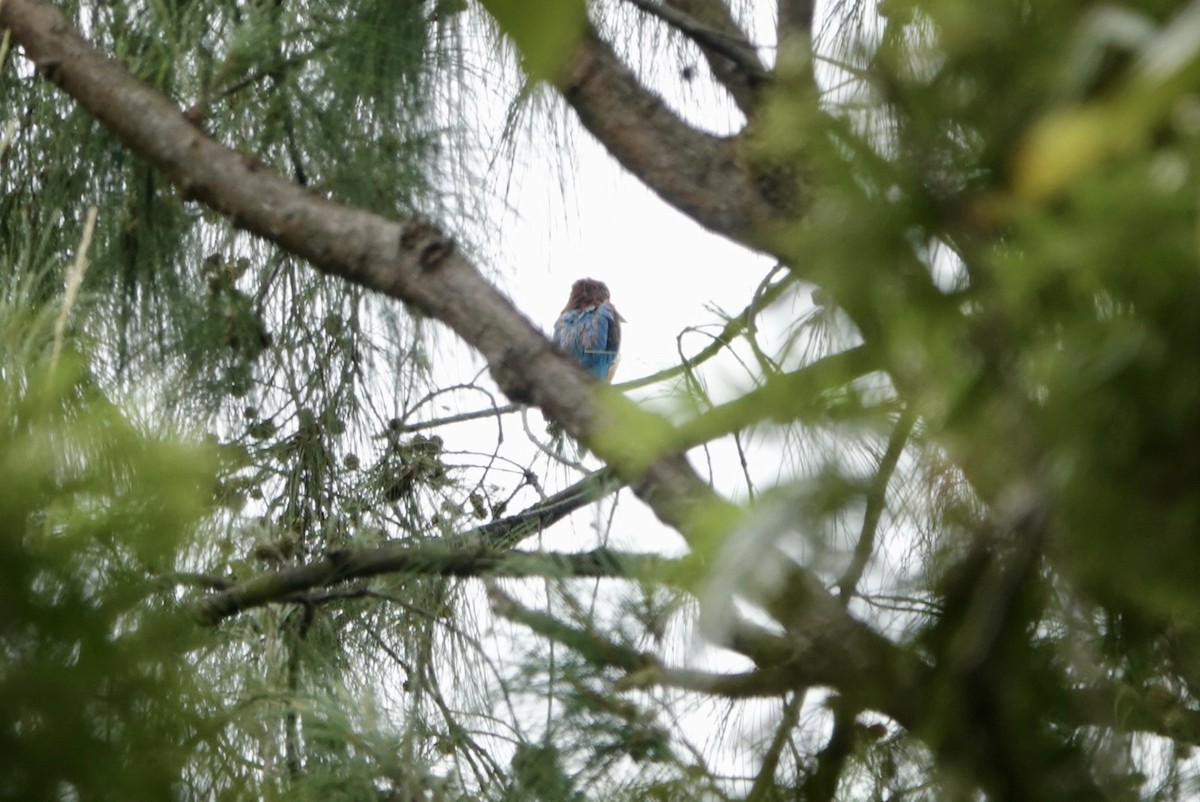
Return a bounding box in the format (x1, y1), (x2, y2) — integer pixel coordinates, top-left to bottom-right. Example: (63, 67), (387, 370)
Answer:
(619, 264), (796, 391)
(622, 0), (767, 116)
(560, 24), (792, 245)
(394, 266), (797, 434)
(761, 561), (926, 728)
(198, 545), (670, 625)
(836, 407), (916, 601)
(746, 691), (804, 802)
(195, 469), (626, 623)
(776, 0), (817, 56)
(393, 267), (795, 431)
(488, 584), (806, 698)
(1068, 683), (1200, 748)
(387, 402), (520, 434)
(667, 343), (880, 448)
(798, 697), (857, 802)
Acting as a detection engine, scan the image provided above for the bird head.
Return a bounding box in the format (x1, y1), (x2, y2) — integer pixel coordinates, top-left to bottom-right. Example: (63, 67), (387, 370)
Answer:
(565, 278), (611, 310)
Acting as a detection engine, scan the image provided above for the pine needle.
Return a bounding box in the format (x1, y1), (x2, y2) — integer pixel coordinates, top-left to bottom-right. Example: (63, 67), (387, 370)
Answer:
(51, 206), (98, 370)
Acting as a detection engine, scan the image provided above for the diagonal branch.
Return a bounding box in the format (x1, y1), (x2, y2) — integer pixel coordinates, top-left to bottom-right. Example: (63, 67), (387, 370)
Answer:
(195, 469), (626, 623)
(667, 343), (880, 448)
(560, 24), (792, 245)
(836, 407), (916, 601)
(488, 584), (803, 698)
(397, 265), (799, 433)
(197, 546), (668, 625)
(762, 561), (926, 728)
(619, 264), (796, 391)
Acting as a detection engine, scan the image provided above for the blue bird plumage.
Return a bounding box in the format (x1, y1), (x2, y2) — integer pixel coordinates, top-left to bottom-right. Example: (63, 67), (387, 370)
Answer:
(553, 278), (622, 381)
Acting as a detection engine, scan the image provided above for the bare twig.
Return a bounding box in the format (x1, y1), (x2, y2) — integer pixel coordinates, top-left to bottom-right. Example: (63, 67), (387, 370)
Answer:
(745, 691), (805, 802)
(836, 407), (916, 602)
(397, 266), (798, 432)
(388, 402), (521, 434)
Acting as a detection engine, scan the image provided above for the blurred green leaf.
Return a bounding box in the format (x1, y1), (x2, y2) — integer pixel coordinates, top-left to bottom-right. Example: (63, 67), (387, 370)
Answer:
(479, 0), (586, 81)
(0, 353), (216, 801)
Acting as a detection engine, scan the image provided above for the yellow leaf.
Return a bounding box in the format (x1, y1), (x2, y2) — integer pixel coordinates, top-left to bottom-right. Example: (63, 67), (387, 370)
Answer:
(1014, 106), (1132, 201)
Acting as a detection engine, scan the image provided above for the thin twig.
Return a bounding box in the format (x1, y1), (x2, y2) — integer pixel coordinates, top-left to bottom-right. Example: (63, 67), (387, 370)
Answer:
(486, 583), (796, 698)
(836, 407), (917, 602)
(746, 691), (805, 802)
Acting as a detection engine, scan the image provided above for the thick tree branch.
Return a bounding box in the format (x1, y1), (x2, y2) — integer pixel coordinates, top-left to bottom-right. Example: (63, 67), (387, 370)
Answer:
(2, 1), (581, 427)
(776, 0), (816, 56)
(918, 493), (1113, 802)
(762, 561), (926, 728)
(798, 697), (857, 802)
(560, 25), (792, 246)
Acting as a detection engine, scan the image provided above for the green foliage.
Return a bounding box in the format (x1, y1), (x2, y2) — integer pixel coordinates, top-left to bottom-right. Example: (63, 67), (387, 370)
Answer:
(0, 0), (450, 401)
(745, 1), (1200, 797)
(0, 343), (215, 801)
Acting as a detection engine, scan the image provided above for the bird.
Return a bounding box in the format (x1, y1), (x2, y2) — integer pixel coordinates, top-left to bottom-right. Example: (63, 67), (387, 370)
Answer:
(552, 278), (623, 381)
